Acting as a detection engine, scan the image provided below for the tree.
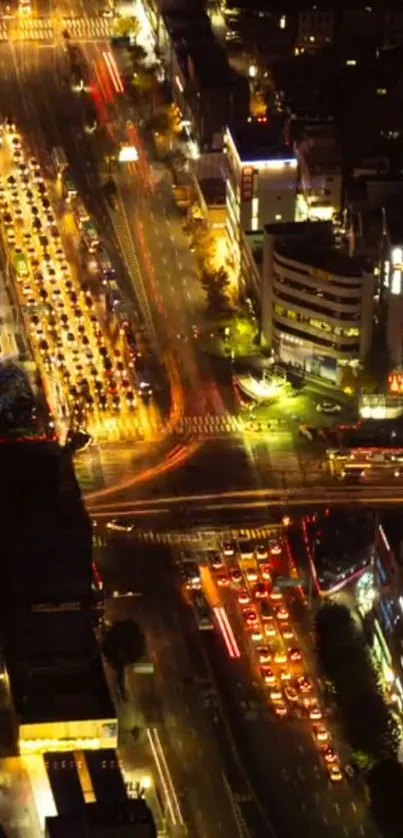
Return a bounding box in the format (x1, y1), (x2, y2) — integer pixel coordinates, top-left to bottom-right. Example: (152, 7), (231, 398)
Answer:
(315, 603), (399, 765)
(367, 759), (403, 838)
(113, 16), (140, 39)
(201, 267), (232, 313)
(102, 619), (146, 698)
(128, 43), (148, 69)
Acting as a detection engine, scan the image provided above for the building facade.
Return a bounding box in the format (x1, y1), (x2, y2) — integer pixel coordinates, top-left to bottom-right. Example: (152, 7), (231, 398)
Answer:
(261, 221), (374, 383)
(295, 126), (343, 222)
(225, 121), (298, 277)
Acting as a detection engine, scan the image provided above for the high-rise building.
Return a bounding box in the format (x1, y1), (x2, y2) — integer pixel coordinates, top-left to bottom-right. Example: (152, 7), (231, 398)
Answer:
(261, 220), (374, 384)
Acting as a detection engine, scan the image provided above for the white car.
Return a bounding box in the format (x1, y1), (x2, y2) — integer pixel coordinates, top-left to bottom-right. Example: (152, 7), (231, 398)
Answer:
(106, 518), (134, 533)
(316, 401), (341, 414)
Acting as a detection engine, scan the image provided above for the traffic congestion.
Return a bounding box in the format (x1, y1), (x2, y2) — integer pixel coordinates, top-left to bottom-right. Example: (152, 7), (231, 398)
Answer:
(0, 122), (152, 444)
(185, 536), (344, 787)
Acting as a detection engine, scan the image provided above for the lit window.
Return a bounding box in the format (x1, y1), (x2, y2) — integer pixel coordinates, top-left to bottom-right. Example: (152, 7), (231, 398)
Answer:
(279, 15), (286, 29)
(275, 213), (282, 221)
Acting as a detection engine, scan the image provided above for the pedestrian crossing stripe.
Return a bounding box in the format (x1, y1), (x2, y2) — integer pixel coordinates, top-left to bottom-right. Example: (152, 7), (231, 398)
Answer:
(0, 16), (114, 42)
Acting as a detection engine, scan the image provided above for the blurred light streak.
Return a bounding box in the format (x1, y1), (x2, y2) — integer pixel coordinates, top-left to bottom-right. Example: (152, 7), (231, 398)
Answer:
(214, 606), (240, 658)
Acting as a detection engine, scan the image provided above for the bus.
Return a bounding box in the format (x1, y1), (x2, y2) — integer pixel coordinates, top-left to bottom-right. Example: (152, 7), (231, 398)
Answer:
(192, 590), (213, 630)
(98, 251), (116, 282)
(14, 252), (28, 278)
(74, 199), (89, 228)
(82, 220), (100, 251)
(51, 146), (68, 173)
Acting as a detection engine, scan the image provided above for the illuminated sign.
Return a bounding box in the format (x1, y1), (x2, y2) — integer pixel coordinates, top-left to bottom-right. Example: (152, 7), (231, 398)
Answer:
(241, 166), (254, 201)
(388, 372), (403, 395)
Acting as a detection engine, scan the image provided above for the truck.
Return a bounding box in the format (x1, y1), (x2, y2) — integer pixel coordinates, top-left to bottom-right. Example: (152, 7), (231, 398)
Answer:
(191, 590), (213, 630)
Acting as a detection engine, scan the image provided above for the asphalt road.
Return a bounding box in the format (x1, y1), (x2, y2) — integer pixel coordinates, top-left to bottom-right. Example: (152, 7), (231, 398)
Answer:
(101, 541), (266, 838)
(96, 535), (380, 838)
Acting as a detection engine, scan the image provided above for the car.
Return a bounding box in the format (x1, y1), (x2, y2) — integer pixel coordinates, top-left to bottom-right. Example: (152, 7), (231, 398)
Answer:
(261, 666), (276, 685)
(264, 620), (277, 638)
(284, 685), (298, 702)
(243, 608), (258, 626)
(106, 518), (134, 533)
(230, 568), (243, 585)
(238, 591), (250, 605)
(257, 646), (272, 664)
(216, 573), (230, 588)
(269, 689), (283, 703)
(250, 628), (263, 643)
(288, 647), (302, 662)
(210, 552), (224, 570)
(269, 539), (282, 555)
(222, 541), (235, 557)
(280, 624), (294, 641)
(253, 583), (268, 599)
(275, 605), (289, 621)
(308, 703), (322, 721)
(298, 676), (312, 693)
(322, 746), (337, 764)
(328, 763), (343, 783)
(273, 650), (287, 665)
(316, 400), (341, 414)
(313, 725), (329, 743)
(261, 563), (271, 581)
(239, 539), (254, 559)
(279, 668), (291, 682)
(274, 701), (288, 717)
(256, 544), (268, 560)
(245, 566), (258, 582)
(269, 587), (283, 602)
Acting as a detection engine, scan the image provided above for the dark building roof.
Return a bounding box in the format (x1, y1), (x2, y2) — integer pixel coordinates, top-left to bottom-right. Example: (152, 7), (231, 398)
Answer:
(0, 440), (92, 614)
(228, 119), (292, 162)
(45, 800), (157, 838)
(265, 220), (372, 277)
(7, 610), (114, 724)
(199, 177), (226, 206)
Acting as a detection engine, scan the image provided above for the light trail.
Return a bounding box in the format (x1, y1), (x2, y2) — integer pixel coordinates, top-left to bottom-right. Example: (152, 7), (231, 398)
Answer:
(147, 728), (184, 826)
(146, 729), (177, 826)
(103, 49), (124, 94)
(85, 439), (201, 503)
(214, 606), (241, 659)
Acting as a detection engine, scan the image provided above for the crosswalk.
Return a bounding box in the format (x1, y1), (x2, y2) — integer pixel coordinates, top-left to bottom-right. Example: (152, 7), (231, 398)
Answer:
(0, 16), (114, 43)
(134, 525), (281, 545)
(174, 413), (242, 437)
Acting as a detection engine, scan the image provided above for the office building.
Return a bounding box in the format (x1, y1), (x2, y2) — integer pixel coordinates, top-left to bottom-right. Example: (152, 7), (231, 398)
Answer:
(368, 514), (403, 712)
(225, 120), (298, 277)
(166, 6), (249, 150)
(261, 221), (374, 384)
(45, 799), (157, 838)
(295, 125), (343, 222)
(0, 435), (114, 755)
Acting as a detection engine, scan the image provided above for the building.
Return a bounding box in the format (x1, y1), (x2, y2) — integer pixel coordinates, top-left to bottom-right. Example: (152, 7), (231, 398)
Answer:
(296, 5), (334, 52)
(261, 221), (374, 383)
(370, 514), (403, 712)
(224, 120), (298, 278)
(8, 609), (117, 755)
(165, 6), (249, 150)
(45, 799), (157, 838)
(295, 124), (343, 221)
(0, 437), (113, 756)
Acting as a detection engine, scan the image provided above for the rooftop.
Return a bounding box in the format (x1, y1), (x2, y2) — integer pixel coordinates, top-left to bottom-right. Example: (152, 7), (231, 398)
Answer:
(46, 800), (157, 838)
(228, 120), (293, 163)
(0, 440), (92, 612)
(7, 610), (114, 724)
(199, 177), (226, 206)
(265, 220), (372, 277)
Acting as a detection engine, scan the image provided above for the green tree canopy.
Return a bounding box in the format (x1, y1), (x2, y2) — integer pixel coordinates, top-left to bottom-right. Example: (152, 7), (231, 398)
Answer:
(102, 619), (146, 674)
(315, 603), (399, 765)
